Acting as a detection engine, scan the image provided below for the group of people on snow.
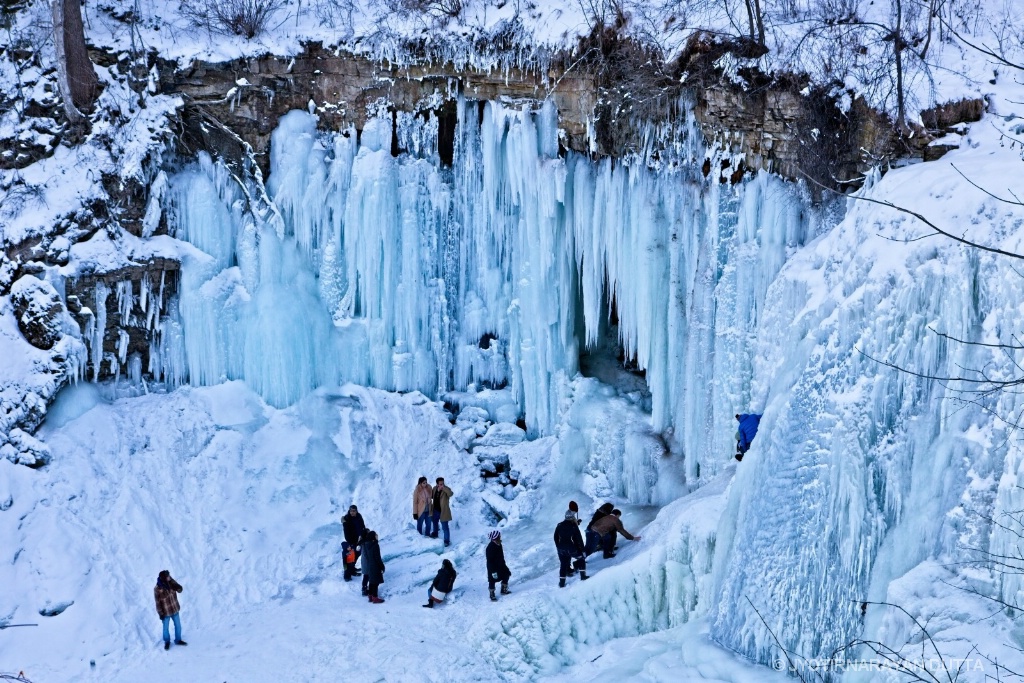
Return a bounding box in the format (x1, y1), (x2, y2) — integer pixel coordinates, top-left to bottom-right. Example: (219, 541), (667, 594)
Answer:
(413, 476), (454, 546)
(154, 409), (759, 646)
(153, 410), (763, 646)
(341, 504), (388, 603)
(349, 483), (645, 610)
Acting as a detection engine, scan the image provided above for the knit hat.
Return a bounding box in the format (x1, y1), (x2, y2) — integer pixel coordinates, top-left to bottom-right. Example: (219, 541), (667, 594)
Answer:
(565, 510), (577, 521)
(568, 500), (579, 512)
(488, 530), (501, 541)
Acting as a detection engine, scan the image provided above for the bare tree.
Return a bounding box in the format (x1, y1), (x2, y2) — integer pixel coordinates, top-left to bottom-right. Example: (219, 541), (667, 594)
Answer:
(50, 0), (98, 122)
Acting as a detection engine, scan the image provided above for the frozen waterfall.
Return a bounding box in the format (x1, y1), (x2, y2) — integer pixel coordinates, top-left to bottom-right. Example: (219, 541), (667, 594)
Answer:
(164, 99), (816, 480)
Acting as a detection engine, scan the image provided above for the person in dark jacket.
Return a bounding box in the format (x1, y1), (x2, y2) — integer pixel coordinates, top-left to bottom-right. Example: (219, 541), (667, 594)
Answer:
(342, 505), (365, 581)
(362, 530), (386, 604)
(735, 413), (762, 461)
(591, 509), (642, 558)
(359, 529), (372, 596)
(554, 510), (588, 587)
(485, 530), (511, 601)
(424, 559), (457, 608)
(585, 503), (614, 555)
(154, 570), (187, 650)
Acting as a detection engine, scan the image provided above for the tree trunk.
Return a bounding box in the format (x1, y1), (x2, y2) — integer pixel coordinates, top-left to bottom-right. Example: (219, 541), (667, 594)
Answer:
(51, 0), (98, 121)
(893, 0), (908, 133)
(743, 0), (757, 42)
(753, 0), (765, 46)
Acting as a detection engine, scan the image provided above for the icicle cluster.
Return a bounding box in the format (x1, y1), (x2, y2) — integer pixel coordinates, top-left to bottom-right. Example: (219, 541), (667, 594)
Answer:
(165, 99), (814, 465)
(77, 271), (183, 387)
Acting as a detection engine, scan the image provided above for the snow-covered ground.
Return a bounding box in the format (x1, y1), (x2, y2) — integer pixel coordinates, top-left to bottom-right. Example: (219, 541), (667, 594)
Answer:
(0, 379), (779, 682)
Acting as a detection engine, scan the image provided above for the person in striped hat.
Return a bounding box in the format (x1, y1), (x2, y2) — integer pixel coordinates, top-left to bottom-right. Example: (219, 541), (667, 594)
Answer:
(485, 530), (511, 601)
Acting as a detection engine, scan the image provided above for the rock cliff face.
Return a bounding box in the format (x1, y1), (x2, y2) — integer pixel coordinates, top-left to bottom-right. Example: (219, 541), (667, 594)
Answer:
(157, 43), (897, 185)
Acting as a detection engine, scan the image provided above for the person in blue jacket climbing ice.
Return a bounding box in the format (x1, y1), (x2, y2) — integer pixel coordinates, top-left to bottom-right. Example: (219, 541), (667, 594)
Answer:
(735, 413), (762, 461)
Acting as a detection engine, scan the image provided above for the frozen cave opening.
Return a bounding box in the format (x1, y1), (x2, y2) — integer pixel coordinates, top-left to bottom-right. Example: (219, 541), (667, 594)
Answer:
(578, 287), (652, 410)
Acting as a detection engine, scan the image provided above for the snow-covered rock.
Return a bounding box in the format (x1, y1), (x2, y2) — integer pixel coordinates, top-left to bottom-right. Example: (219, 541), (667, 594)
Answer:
(473, 422), (527, 449)
(10, 275), (65, 350)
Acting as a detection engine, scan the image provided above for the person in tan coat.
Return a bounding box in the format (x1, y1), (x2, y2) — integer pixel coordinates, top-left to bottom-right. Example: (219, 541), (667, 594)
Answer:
(413, 476), (434, 536)
(154, 570), (187, 651)
(591, 509), (642, 558)
(431, 477), (454, 546)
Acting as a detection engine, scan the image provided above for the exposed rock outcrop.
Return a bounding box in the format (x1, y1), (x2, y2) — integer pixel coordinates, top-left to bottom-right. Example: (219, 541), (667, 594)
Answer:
(11, 275), (66, 350)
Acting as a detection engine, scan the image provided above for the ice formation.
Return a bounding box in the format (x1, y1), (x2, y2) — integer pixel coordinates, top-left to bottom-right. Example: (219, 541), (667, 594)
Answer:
(162, 99), (816, 479)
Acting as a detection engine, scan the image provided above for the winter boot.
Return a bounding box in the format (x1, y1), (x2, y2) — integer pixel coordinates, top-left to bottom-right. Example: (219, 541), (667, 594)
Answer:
(500, 584), (511, 595)
(558, 577), (566, 588)
(423, 600), (434, 608)
(164, 642), (170, 651)
(369, 595), (385, 604)
(489, 589), (497, 602)
(174, 640), (187, 646)
(603, 552), (616, 559)
(580, 572), (589, 581)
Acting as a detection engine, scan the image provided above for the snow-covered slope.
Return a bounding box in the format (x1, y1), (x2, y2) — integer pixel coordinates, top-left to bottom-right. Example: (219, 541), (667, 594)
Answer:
(1, 378), (776, 682)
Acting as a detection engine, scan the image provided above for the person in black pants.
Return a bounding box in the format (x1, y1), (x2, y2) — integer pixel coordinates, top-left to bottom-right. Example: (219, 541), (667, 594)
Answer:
(554, 511), (588, 587)
(485, 530), (511, 601)
(362, 531), (386, 604)
(424, 559), (457, 608)
(342, 505), (365, 582)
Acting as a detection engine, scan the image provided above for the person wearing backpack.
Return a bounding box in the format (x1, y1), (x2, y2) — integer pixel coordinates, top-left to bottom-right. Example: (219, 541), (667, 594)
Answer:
(423, 559), (457, 608)
(554, 510), (588, 587)
(485, 530), (511, 601)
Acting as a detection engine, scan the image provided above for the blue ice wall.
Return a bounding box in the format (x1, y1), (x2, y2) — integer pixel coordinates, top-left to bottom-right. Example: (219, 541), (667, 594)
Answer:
(163, 100), (814, 474)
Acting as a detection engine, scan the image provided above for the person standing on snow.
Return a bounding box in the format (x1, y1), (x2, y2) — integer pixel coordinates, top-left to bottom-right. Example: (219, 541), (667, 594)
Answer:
(342, 505), (366, 581)
(362, 530), (386, 604)
(735, 413), (762, 461)
(431, 477), (454, 547)
(590, 509), (642, 558)
(413, 477), (434, 536)
(554, 510), (588, 587)
(424, 558), (457, 608)
(154, 570), (187, 651)
(359, 529), (372, 596)
(485, 530), (512, 601)
(584, 502), (614, 555)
